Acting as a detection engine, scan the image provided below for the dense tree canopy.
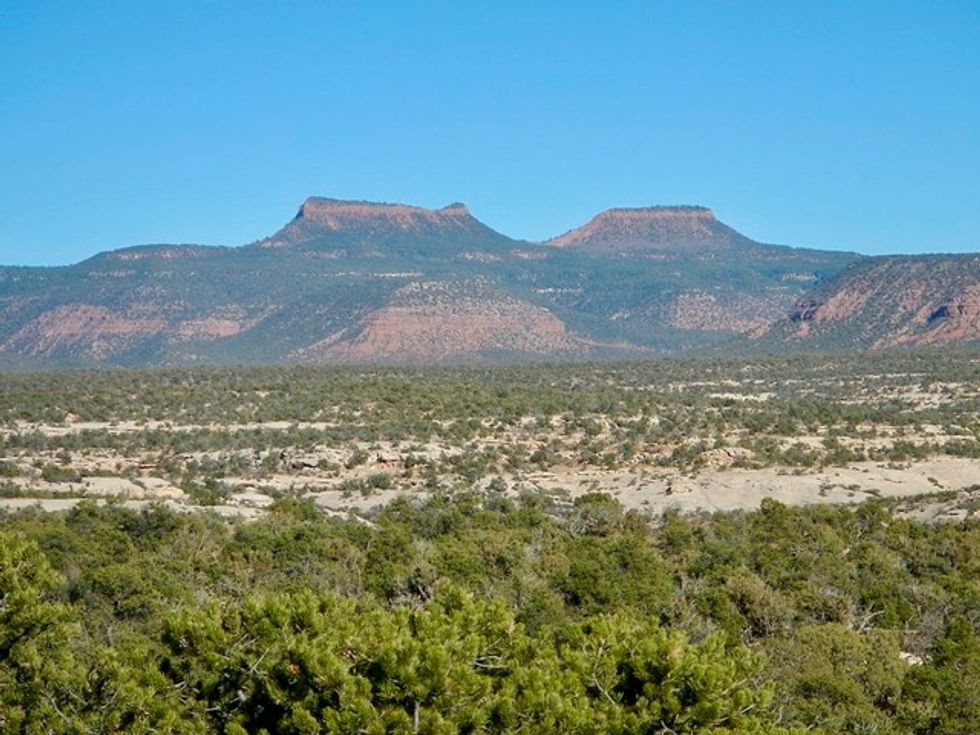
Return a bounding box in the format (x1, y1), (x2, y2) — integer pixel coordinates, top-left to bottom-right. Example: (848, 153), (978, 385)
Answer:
(0, 493), (978, 733)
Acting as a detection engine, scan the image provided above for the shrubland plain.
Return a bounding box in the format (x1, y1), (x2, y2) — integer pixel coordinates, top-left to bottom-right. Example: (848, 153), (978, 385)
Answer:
(1, 351), (980, 732)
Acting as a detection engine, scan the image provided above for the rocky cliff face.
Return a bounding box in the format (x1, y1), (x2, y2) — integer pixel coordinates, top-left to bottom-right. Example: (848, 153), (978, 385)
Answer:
(547, 206), (748, 254)
(759, 255), (980, 350)
(255, 197), (520, 258)
(297, 198), (472, 228)
(294, 280), (606, 363)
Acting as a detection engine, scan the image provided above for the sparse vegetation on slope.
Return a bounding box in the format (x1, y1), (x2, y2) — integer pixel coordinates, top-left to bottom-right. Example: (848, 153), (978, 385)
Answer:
(0, 198), (860, 366)
(757, 254), (980, 351)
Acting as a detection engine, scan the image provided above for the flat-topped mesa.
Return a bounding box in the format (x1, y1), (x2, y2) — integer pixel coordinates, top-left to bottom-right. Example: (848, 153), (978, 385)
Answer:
(257, 196), (514, 254)
(295, 197), (472, 230)
(547, 205), (745, 253)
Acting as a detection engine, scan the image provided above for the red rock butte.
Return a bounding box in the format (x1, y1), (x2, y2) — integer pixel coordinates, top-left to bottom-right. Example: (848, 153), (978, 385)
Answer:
(296, 197), (473, 231)
(547, 206), (722, 250)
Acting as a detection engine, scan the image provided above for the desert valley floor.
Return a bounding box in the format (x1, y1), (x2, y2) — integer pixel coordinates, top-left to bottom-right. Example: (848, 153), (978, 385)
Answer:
(4, 351), (980, 523)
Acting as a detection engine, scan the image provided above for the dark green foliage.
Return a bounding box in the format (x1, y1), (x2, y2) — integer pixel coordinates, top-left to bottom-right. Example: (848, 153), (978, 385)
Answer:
(898, 617), (980, 734)
(0, 494), (978, 732)
(763, 624), (905, 733)
(0, 532), (77, 730)
(157, 591), (792, 734)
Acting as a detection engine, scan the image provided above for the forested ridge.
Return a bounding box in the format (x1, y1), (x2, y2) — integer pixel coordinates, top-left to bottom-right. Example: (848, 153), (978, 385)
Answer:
(1, 492), (978, 734)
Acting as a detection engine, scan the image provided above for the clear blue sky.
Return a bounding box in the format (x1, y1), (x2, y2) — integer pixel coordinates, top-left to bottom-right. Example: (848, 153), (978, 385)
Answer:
(2, 1), (978, 265)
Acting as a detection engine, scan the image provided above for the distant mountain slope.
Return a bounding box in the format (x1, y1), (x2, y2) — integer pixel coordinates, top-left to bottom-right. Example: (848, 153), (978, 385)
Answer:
(548, 206), (746, 253)
(755, 254), (980, 350)
(293, 279), (613, 363)
(254, 197), (525, 260)
(531, 206), (858, 344)
(0, 197), (866, 366)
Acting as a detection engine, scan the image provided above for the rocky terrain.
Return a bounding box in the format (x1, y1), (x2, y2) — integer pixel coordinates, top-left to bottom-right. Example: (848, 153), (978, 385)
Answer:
(548, 205), (749, 253)
(1, 196), (978, 366)
(294, 279), (598, 362)
(255, 198), (516, 259)
(0, 197), (860, 366)
(757, 254), (980, 350)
